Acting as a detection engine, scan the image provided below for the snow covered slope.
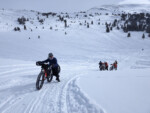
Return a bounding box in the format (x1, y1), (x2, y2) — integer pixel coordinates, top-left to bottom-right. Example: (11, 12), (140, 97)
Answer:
(89, 4), (150, 13)
(0, 4), (150, 113)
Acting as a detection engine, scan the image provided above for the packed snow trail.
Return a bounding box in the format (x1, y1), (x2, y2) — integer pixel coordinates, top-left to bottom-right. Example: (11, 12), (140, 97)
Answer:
(0, 62), (104, 113)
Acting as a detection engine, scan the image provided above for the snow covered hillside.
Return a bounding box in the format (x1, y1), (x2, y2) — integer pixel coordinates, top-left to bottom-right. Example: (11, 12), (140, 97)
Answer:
(0, 4), (150, 113)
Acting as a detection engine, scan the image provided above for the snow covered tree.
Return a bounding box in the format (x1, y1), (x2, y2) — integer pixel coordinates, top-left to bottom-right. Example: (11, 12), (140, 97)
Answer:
(146, 25), (150, 33)
(58, 15), (64, 22)
(87, 23), (89, 28)
(64, 20), (67, 28)
(148, 33), (150, 37)
(18, 16), (26, 25)
(127, 32), (131, 37)
(24, 25), (27, 30)
(106, 26), (110, 33)
(50, 27), (53, 30)
(84, 15), (87, 17)
(14, 27), (20, 31)
(14, 27), (17, 31)
(17, 27), (20, 31)
(39, 19), (44, 24)
(123, 26), (128, 33)
(142, 34), (145, 39)
(113, 19), (117, 27)
(105, 22), (108, 26)
(110, 27), (113, 31)
(117, 26), (120, 30)
(89, 14), (93, 17)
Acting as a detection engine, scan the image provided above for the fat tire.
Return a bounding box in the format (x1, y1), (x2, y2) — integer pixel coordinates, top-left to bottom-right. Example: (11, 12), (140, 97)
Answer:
(47, 71), (53, 82)
(36, 72), (44, 90)
(110, 66), (113, 71)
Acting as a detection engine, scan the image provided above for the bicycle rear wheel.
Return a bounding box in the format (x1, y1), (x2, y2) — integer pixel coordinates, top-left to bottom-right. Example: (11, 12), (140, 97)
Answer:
(47, 70), (53, 82)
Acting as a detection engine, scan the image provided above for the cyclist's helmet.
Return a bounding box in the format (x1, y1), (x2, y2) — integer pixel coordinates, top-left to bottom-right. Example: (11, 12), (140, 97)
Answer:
(48, 53), (53, 57)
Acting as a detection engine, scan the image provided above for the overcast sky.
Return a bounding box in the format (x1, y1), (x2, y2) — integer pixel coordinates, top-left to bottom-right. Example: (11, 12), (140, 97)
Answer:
(0, 0), (150, 12)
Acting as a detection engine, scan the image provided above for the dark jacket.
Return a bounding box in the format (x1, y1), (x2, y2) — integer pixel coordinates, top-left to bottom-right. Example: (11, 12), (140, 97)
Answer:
(42, 57), (58, 68)
(99, 61), (102, 66)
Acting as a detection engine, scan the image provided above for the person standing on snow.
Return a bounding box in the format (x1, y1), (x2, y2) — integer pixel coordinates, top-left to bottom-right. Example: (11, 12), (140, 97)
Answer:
(114, 60), (118, 70)
(105, 62), (108, 70)
(99, 61), (103, 70)
(99, 61), (102, 67)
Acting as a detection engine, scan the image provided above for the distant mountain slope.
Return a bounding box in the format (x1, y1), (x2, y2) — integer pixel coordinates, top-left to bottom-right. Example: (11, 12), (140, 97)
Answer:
(88, 4), (150, 13)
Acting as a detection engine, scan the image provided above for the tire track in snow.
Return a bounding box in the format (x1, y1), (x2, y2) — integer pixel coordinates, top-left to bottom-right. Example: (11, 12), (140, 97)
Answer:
(66, 78), (104, 113)
(0, 64), (38, 113)
(0, 64), (34, 68)
(0, 83), (35, 113)
(24, 87), (49, 113)
(0, 65), (38, 90)
(0, 64), (104, 113)
(0, 66), (37, 76)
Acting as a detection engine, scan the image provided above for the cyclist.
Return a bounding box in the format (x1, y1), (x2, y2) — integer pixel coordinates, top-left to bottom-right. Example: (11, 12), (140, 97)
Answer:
(42, 53), (60, 82)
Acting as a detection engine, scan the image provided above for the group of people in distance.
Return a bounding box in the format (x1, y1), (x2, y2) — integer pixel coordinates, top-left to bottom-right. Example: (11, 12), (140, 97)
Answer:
(99, 60), (118, 71)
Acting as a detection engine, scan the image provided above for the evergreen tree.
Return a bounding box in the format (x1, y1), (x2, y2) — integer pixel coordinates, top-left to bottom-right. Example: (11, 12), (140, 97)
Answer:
(17, 27), (20, 31)
(64, 20), (67, 28)
(127, 32), (131, 37)
(142, 33), (145, 39)
(24, 25), (27, 30)
(87, 23), (89, 28)
(146, 25), (150, 33)
(14, 27), (17, 31)
(117, 26), (120, 30)
(110, 27), (113, 31)
(106, 26), (110, 33)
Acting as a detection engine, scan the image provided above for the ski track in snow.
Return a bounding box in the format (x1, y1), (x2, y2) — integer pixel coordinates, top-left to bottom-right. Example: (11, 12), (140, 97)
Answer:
(66, 79), (104, 113)
(0, 63), (104, 113)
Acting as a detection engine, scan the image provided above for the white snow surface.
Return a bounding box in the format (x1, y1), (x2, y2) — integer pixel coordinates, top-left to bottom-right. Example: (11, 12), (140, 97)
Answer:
(0, 4), (150, 113)
(119, 0), (150, 5)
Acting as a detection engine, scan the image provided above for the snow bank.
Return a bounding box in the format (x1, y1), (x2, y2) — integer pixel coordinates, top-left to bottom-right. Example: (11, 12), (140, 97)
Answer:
(78, 69), (150, 113)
